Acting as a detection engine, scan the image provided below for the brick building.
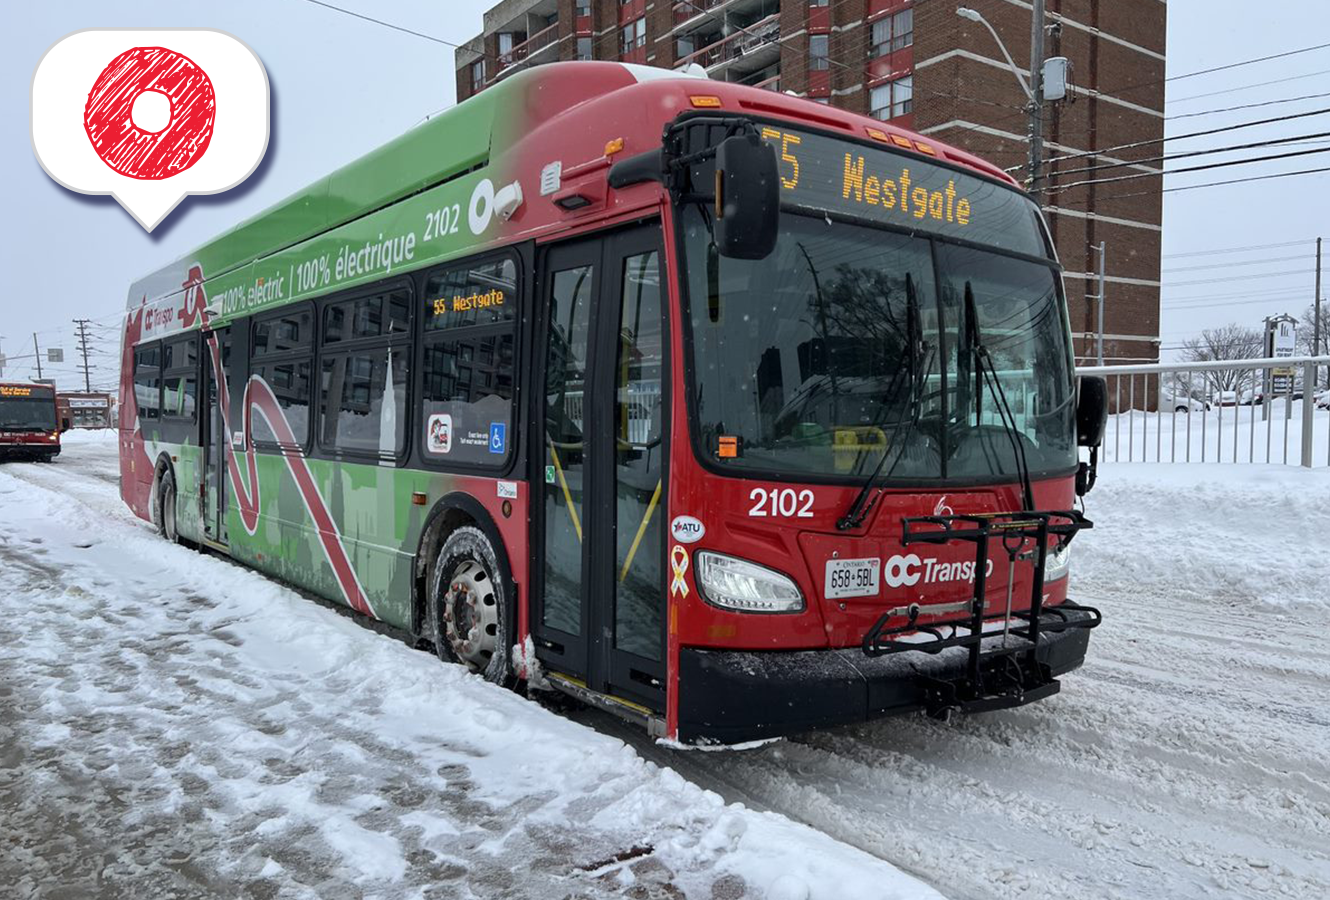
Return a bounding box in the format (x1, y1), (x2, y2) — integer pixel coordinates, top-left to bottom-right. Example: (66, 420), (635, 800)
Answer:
(455, 0), (1165, 364)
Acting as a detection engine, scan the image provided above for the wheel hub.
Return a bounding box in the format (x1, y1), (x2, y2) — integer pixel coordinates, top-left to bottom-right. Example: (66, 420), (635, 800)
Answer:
(443, 559), (499, 670)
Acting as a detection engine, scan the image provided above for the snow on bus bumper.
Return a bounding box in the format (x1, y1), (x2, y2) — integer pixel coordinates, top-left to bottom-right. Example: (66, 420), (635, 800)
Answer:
(677, 606), (1095, 745)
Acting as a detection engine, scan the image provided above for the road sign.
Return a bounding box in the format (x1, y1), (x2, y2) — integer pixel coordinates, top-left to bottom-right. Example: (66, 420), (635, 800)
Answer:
(48, 348), (64, 363)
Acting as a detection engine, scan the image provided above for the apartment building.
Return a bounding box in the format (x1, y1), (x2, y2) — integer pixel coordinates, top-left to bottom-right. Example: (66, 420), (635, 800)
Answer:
(454, 0), (1166, 363)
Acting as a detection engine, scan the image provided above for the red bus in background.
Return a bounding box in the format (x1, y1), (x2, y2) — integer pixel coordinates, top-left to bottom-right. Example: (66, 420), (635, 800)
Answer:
(0, 382), (61, 462)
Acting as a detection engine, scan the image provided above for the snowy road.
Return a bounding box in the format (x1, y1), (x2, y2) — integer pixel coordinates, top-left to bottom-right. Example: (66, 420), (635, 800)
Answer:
(0, 434), (936, 900)
(3, 436), (1329, 900)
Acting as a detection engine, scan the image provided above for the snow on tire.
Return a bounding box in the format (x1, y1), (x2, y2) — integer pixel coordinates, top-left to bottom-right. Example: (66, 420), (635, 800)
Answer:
(429, 525), (514, 687)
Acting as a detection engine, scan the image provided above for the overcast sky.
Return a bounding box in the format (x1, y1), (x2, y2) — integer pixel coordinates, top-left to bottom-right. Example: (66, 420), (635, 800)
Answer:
(2, 0), (1327, 384)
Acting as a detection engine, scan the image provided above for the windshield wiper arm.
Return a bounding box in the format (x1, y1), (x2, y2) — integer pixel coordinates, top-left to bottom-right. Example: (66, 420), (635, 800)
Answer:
(964, 282), (1035, 512)
(837, 274), (924, 531)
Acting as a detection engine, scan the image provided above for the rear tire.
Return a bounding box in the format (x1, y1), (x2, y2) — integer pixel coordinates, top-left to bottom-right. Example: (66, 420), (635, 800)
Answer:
(157, 469), (180, 544)
(428, 526), (514, 687)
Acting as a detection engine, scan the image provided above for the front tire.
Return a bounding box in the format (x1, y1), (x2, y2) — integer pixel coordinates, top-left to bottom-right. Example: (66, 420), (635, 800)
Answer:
(429, 526), (514, 686)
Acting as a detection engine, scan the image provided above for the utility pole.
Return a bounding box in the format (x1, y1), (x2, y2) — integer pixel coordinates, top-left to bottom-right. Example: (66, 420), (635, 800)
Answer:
(32, 333), (43, 382)
(1315, 237), (1323, 388)
(1027, 0), (1047, 197)
(1092, 241), (1107, 367)
(73, 318), (94, 393)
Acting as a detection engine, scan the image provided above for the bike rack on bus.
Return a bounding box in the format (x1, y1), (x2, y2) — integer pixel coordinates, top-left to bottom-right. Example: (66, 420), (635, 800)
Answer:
(862, 510), (1102, 717)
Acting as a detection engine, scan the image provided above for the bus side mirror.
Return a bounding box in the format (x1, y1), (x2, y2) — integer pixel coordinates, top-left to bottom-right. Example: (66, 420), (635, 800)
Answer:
(714, 133), (779, 260)
(1077, 376), (1108, 448)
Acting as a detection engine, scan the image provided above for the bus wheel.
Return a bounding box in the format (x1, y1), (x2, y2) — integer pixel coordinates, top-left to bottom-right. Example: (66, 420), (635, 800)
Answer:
(157, 468), (180, 544)
(429, 526), (513, 687)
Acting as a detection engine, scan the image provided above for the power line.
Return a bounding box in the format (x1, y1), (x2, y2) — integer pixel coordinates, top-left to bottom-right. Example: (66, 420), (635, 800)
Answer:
(1056, 164), (1330, 206)
(1048, 144), (1330, 195)
(1163, 269), (1315, 288)
(1168, 90), (1330, 121)
(294, 0), (463, 49)
(1161, 254), (1311, 274)
(1164, 239), (1316, 259)
(1052, 128), (1330, 179)
(1170, 68), (1330, 105)
(1038, 106), (1330, 168)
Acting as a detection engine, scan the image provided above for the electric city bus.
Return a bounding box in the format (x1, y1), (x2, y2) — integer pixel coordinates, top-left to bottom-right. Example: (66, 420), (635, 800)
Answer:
(118, 62), (1108, 744)
(1, 381), (61, 462)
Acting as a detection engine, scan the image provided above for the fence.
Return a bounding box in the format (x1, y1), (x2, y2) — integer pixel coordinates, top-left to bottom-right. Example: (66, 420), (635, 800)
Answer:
(1077, 356), (1330, 468)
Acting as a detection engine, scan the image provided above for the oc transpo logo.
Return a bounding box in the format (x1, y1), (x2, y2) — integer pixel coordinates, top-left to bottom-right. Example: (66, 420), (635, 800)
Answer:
(883, 554), (995, 589)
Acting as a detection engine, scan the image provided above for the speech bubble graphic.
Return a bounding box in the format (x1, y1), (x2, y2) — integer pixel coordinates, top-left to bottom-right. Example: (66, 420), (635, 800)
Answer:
(32, 29), (268, 232)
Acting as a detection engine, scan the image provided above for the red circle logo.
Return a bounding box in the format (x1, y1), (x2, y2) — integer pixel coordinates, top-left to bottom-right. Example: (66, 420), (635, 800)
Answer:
(83, 46), (216, 181)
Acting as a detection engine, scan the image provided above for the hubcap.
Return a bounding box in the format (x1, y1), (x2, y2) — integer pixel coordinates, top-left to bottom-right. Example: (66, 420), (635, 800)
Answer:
(442, 559), (499, 670)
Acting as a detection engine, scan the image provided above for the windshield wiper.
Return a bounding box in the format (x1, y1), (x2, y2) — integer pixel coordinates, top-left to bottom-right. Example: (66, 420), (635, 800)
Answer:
(837, 274), (926, 531)
(964, 282), (1035, 512)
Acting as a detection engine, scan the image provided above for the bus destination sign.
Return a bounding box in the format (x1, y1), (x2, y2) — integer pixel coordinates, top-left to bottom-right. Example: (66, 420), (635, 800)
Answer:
(758, 127), (1048, 258)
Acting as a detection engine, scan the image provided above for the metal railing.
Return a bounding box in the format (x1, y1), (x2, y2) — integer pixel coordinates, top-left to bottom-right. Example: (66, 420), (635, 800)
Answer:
(673, 13), (779, 71)
(1078, 357), (1330, 468)
(493, 22), (561, 81)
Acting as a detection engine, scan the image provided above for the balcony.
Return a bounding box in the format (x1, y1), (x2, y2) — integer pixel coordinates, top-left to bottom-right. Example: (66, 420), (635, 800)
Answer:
(493, 21), (560, 82)
(674, 13), (780, 80)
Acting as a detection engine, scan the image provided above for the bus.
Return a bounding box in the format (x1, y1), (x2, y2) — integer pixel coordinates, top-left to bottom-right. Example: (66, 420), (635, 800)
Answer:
(1, 381), (61, 462)
(118, 62), (1108, 744)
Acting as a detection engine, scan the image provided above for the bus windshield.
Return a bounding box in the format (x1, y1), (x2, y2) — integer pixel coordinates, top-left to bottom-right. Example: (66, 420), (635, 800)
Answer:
(680, 208), (1077, 483)
(0, 391), (58, 431)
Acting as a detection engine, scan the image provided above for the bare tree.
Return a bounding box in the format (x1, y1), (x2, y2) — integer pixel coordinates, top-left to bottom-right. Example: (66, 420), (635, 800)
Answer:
(1179, 323), (1264, 396)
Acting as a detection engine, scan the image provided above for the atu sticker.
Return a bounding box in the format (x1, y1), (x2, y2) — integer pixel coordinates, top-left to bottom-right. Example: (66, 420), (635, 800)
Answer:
(671, 515), (706, 544)
(427, 413), (452, 453)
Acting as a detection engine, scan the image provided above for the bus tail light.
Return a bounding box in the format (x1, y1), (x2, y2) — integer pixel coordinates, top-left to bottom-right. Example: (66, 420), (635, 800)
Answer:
(695, 551), (805, 614)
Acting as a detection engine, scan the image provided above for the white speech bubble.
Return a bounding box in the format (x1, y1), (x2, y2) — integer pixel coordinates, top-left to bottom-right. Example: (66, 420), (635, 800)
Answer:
(31, 29), (269, 232)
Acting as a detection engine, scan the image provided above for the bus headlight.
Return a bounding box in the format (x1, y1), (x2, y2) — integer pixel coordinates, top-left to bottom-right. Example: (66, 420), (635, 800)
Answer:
(1046, 541), (1071, 581)
(695, 551), (805, 614)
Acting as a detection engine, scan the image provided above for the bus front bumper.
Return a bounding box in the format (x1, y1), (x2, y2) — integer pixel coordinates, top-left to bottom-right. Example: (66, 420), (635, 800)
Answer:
(676, 606), (1095, 745)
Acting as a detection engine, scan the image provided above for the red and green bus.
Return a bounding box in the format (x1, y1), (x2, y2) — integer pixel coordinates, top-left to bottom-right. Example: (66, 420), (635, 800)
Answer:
(1, 381), (61, 462)
(119, 62), (1107, 744)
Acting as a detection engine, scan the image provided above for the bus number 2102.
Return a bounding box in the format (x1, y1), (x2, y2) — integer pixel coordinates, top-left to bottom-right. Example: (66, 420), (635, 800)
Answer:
(423, 205), (462, 241)
(749, 488), (814, 518)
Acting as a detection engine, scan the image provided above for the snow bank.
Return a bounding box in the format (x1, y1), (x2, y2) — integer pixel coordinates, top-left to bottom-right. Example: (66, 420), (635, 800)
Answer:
(0, 460), (942, 900)
(57, 427), (118, 445)
(1076, 463), (1330, 611)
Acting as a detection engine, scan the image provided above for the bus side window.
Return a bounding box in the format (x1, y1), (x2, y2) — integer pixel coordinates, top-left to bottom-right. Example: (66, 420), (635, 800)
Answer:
(133, 344), (161, 421)
(420, 256), (519, 468)
(162, 335), (199, 421)
(253, 306), (317, 453)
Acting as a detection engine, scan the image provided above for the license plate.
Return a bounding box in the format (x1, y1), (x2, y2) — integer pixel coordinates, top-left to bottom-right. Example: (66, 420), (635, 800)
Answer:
(824, 557), (881, 599)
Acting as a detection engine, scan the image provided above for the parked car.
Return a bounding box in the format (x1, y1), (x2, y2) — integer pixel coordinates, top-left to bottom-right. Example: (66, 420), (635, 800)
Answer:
(1160, 387), (1209, 413)
(1216, 391), (1239, 407)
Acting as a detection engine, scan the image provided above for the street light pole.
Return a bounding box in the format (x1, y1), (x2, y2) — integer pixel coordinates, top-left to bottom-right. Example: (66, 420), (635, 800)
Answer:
(956, 6), (1046, 197)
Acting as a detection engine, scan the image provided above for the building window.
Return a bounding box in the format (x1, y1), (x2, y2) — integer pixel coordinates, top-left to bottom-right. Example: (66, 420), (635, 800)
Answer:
(810, 0), (829, 5)
(471, 60), (484, 91)
(576, 1), (590, 15)
(677, 35), (694, 60)
(809, 34), (829, 71)
(872, 9), (913, 57)
(577, 37), (593, 60)
(498, 32), (515, 56)
(621, 17), (646, 54)
(870, 75), (913, 120)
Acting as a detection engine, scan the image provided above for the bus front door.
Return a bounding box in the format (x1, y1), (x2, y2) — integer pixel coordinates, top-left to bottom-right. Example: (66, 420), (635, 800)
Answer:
(533, 226), (668, 714)
(201, 327), (230, 546)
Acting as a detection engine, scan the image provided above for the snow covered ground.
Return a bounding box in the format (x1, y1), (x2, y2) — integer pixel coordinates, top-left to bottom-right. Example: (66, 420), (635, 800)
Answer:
(3, 433), (1329, 900)
(0, 432), (937, 900)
